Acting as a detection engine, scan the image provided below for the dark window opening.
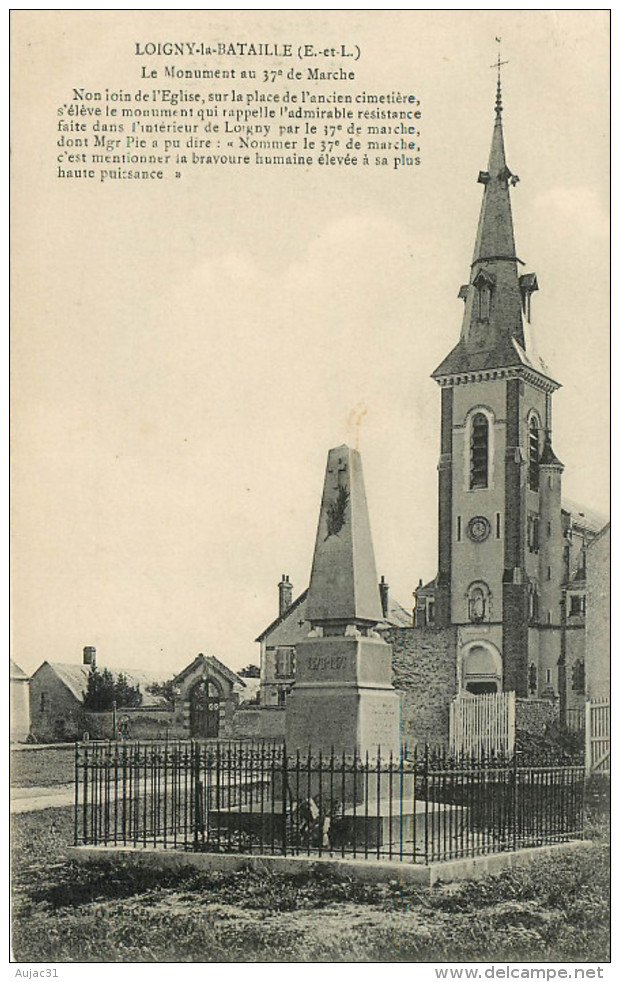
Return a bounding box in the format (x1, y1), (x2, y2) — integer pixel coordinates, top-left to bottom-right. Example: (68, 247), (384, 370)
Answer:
(528, 663), (538, 695)
(466, 681), (498, 695)
(496, 513), (501, 538)
(529, 417), (540, 491)
(563, 545), (570, 581)
(571, 659), (585, 694)
(456, 516), (462, 541)
(470, 413), (489, 490)
(569, 595), (586, 617)
(477, 284), (491, 321)
(275, 647), (295, 678)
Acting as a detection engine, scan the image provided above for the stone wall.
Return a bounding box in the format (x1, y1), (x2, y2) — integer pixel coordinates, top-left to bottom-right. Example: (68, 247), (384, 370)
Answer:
(260, 707), (286, 739)
(230, 707), (286, 741)
(564, 626), (586, 713)
(586, 525), (610, 700)
(81, 707), (174, 742)
(231, 708), (261, 739)
(384, 626), (457, 748)
(10, 678), (30, 743)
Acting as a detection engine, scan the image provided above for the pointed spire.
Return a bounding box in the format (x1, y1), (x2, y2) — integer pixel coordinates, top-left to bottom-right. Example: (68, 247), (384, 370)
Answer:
(494, 40), (505, 117)
(495, 69), (503, 116)
(471, 83), (518, 272)
(433, 52), (560, 387)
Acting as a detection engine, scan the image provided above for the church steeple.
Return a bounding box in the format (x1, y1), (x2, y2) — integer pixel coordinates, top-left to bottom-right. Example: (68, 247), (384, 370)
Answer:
(433, 68), (554, 385)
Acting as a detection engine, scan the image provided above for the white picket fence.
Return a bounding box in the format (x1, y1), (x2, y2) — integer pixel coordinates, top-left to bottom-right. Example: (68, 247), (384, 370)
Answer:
(450, 690), (516, 756)
(585, 696), (610, 775)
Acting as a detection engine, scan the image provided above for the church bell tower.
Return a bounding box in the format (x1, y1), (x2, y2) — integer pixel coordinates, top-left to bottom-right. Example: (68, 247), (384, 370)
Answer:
(428, 65), (563, 698)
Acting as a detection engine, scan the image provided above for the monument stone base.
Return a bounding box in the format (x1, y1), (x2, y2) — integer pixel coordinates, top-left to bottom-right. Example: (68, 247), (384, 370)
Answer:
(285, 634), (401, 758)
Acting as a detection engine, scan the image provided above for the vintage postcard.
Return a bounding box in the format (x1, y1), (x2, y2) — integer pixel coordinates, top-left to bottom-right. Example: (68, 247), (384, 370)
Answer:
(10, 9), (610, 972)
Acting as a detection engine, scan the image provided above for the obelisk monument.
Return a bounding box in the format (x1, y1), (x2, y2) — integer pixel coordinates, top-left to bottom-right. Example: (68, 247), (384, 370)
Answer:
(285, 445), (400, 757)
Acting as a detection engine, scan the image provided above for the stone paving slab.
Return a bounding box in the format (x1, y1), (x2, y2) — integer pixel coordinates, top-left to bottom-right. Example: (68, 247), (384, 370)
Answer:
(67, 839), (591, 886)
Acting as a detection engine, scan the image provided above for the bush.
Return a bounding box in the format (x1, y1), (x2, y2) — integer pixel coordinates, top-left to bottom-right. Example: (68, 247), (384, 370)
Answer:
(516, 721), (584, 764)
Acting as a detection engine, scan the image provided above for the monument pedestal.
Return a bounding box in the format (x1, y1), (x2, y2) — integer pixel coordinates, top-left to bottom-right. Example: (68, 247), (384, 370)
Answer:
(285, 633), (400, 758)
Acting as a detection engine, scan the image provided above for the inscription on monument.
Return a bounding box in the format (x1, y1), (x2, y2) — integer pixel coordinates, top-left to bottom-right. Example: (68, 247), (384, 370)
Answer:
(307, 654), (347, 672)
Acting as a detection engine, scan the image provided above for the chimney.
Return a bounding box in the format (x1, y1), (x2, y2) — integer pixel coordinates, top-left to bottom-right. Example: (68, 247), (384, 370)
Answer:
(379, 575), (390, 620)
(83, 646), (96, 668)
(278, 574), (293, 617)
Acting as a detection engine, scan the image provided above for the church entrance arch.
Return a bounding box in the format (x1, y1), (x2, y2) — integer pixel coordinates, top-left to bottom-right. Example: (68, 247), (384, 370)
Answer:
(460, 641), (502, 694)
(189, 679), (221, 738)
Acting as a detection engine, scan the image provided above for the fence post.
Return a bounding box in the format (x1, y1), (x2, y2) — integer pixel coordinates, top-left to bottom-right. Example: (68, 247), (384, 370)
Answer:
(423, 743), (429, 864)
(281, 743), (288, 857)
(512, 751), (519, 852)
(193, 741), (201, 850)
(584, 699), (592, 776)
(74, 741), (79, 846)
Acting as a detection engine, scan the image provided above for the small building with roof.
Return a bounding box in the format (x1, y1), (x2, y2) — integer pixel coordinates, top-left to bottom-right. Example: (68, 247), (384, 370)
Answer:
(29, 646), (251, 742)
(169, 652), (248, 739)
(10, 660), (31, 743)
(29, 647), (172, 742)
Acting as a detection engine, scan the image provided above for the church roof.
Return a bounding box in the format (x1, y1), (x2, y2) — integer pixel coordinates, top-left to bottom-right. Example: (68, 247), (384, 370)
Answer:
(562, 499), (609, 535)
(10, 659), (29, 681)
(172, 653), (245, 688)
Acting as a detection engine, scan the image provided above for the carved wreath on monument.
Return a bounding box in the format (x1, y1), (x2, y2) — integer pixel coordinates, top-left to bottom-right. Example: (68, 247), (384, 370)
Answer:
(325, 485), (350, 540)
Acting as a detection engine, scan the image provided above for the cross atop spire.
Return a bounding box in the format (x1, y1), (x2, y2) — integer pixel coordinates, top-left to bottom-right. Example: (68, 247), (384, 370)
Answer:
(492, 37), (509, 116)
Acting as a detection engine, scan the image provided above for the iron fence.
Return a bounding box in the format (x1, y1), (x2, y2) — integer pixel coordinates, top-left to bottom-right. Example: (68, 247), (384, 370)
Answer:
(74, 741), (585, 864)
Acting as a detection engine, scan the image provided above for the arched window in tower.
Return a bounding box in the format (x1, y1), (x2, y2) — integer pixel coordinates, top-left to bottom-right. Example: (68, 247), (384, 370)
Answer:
(470, 413), (489, 489)
(528, 582), (540, 623)
(528, 415), (540, 491)
(477, 282), (491, 321)
(472, 268), (494, 323)
(467, 581), (491, 624)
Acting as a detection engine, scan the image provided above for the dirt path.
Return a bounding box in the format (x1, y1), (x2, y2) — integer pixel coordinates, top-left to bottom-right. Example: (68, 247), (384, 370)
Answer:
(11, 784), (75, 813)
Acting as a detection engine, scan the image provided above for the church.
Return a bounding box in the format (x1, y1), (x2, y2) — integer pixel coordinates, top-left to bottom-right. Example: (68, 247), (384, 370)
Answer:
(255, 70), (608, 746)
(412, 71), (607, 723)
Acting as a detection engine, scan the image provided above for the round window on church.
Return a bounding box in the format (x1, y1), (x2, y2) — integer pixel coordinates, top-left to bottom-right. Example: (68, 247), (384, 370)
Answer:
(467, 516), (491, 543)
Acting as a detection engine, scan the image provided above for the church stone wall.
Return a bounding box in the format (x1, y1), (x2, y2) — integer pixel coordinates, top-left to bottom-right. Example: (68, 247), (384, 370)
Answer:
(564, 626), (586, 713)
(586, 527), (610, 700)
(385, 626), (457, 748)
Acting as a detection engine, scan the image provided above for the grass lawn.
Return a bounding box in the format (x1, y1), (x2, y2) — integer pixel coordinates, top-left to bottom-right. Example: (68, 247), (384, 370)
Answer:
(11, 747), (76, 788)
(11, 806), (610, 963)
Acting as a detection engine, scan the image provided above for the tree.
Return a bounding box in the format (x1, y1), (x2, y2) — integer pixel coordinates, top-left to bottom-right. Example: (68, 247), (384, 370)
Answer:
(146, 679), (177, 705)
(83, 665), (143, 711)
(238, 664), (260, 678)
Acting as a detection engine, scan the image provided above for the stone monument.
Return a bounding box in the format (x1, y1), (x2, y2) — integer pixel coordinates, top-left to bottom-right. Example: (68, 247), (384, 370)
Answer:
(285, 445), (401, 757)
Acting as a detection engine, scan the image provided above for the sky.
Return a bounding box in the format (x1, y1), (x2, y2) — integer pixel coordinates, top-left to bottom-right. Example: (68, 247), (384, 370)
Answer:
(12, 11), (609, 678)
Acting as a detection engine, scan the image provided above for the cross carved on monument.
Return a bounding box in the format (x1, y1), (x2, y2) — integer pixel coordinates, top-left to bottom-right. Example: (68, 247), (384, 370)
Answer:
(327, 457), (348, 491)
